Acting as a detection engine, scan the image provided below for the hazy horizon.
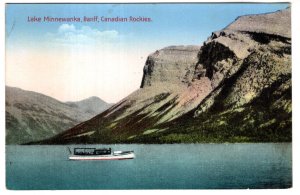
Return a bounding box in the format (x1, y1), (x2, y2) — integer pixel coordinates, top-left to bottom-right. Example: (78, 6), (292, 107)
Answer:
(5, 3), (288, 103)
(5, 84), (116, 104)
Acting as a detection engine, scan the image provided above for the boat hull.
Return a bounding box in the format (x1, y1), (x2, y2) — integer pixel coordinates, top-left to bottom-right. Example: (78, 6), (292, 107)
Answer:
(69, 153), (135, 161)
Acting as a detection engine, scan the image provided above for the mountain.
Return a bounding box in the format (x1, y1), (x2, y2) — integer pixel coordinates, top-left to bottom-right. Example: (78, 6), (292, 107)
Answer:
(5, 86), (112, 144)
(38, 8), (291, 144)
(66, 96), (113, 116)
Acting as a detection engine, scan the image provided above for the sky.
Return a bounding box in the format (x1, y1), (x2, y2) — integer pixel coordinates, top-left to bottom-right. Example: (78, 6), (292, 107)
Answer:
(5, 3), (289, 103)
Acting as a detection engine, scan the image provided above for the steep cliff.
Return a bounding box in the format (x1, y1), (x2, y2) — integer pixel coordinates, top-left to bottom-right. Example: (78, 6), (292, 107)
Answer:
(140, 45), (200, 88)
(137, 7), (291, 143)
(38, 8), (291, 144)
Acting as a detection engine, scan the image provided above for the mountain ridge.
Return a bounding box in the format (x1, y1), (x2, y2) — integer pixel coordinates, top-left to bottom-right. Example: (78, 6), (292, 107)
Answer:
(34, 7), (291, 144)
(6, 86), (112, 144)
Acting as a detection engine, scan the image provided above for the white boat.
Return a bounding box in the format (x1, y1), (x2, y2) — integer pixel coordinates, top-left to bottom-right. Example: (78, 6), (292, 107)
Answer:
(68, 147), (135, 161)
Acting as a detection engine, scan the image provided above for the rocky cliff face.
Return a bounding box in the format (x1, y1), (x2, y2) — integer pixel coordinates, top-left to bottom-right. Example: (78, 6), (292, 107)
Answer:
(194, 8), (291, 113)
(140, 45), (200, 88)
(6, 86), (112, 144)
(38, 8), (291, 144)
(154, 8), (291, 143)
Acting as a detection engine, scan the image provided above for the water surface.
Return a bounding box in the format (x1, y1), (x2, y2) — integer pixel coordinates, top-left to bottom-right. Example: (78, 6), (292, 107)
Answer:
(6, 143), (292, 189)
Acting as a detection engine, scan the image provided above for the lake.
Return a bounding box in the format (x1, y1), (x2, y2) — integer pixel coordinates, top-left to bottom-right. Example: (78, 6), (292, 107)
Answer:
(6, 143), (292, 189)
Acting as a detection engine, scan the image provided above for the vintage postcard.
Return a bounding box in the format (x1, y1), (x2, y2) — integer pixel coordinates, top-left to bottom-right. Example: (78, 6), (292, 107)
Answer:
(5, 3), (292, 189)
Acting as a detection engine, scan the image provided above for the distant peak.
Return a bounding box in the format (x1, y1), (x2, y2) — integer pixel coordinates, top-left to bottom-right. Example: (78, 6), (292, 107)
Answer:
(87, 96), (101, 100)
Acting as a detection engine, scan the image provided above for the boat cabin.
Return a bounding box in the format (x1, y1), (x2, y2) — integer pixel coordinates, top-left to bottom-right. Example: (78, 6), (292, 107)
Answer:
(73, 148), (112, 155)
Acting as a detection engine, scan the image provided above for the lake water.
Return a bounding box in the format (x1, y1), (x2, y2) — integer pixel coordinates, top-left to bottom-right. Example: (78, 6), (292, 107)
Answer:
(6, 143), (292, 189)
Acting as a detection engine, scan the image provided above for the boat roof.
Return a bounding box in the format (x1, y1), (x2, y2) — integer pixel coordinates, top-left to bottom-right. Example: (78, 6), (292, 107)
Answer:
(74, 147), (111, 150)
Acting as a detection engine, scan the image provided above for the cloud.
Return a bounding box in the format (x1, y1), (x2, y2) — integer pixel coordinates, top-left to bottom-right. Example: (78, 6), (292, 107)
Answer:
(58, 24), (76, 33)
(47, 24), (119, 45)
